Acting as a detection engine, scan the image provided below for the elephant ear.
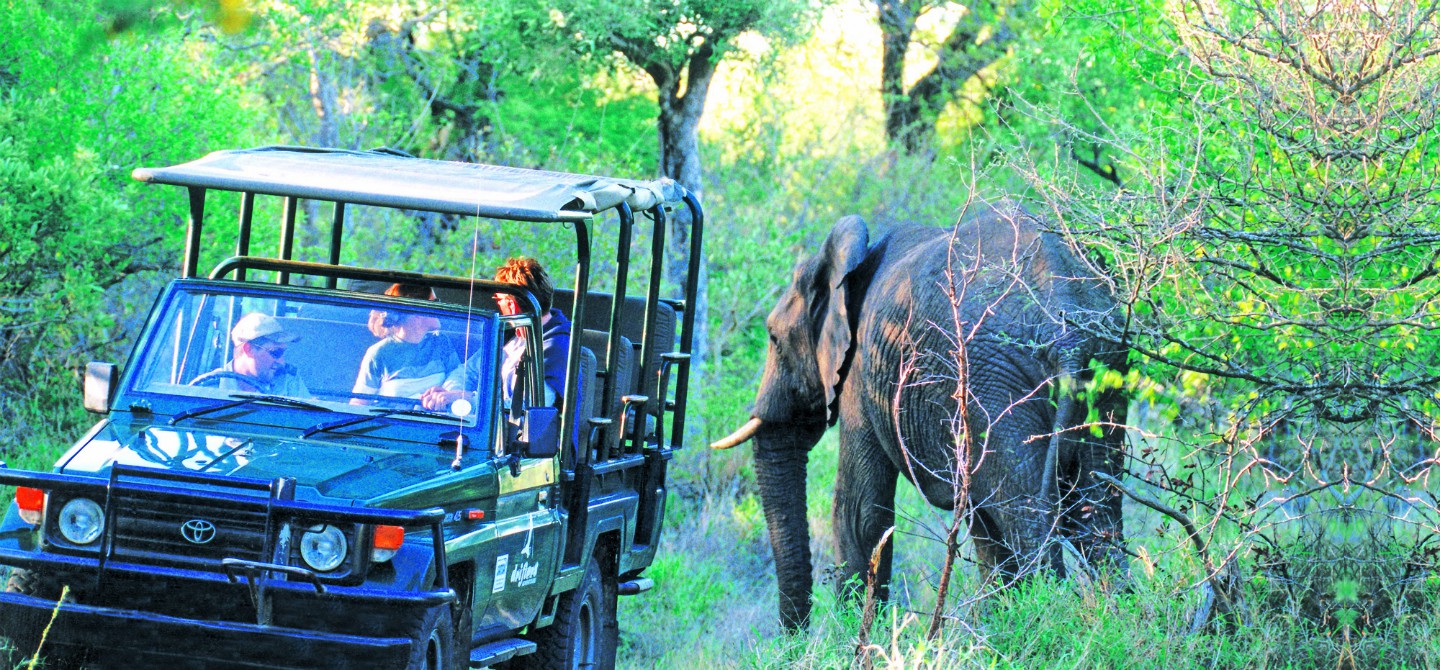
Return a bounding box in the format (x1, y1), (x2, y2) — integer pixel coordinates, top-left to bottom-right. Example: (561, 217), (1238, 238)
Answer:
(813, 215), (870, 424)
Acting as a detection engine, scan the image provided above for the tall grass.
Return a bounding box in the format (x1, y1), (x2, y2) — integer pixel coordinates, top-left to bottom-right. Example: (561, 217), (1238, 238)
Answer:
(623, 432), (1440, 669)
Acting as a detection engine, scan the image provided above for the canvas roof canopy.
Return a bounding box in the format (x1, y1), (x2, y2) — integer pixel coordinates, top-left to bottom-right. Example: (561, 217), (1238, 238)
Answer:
(132, 146), (687, 222)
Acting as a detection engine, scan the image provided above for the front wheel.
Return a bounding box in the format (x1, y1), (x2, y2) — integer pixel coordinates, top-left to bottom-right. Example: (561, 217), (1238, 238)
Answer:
(1, 569), (86, 669)
(405, 605), (455, 670)
(513, 556), (616, 670)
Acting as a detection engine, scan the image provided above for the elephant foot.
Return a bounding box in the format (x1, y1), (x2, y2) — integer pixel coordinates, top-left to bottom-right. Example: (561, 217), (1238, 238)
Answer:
(778, 597), (811, 634)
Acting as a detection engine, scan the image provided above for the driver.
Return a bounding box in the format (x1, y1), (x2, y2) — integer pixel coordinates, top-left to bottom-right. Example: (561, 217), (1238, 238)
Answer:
(195, 312), (309, 396)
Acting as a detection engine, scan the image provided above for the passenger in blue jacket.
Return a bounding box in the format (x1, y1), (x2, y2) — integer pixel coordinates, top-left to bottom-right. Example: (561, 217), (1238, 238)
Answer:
(422, 257), (571, 412)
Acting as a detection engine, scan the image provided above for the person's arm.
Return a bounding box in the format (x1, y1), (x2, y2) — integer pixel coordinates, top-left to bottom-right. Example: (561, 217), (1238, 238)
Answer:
(422, 350), (481, 411)
(351, 343), (383, 404)
(540, 333), (568, 407)
(440, 350), (479, 392)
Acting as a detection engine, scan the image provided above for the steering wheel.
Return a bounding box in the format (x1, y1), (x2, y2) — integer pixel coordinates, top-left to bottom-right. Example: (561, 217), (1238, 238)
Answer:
(188, 370), (259, 388)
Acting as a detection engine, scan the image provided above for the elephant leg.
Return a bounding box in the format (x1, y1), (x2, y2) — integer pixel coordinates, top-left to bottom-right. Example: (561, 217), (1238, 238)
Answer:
(966, 372), (1066, 580)
(832, 430), (899, 605)
(969, 506), (1020, 583)
(987, 493), (1066, 579)
(1065, 389), (1130, 572)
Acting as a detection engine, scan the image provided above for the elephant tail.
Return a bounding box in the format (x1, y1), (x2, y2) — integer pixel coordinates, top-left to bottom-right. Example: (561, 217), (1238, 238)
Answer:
(1039, 348), (1085, 513)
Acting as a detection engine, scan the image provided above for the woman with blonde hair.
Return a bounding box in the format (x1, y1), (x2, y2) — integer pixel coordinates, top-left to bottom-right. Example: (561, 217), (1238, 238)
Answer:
(352, 283), (460, 401)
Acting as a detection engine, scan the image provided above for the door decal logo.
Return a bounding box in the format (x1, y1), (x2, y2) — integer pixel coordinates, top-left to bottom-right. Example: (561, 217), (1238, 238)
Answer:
(510, 560), (540, 587)
(493, 554), (509, 593)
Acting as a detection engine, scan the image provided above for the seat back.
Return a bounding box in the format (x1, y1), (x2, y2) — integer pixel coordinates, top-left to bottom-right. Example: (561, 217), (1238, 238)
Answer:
(578, 330), (634, 457)
(432, 286), (495, 311)
(570, 345), (598, 455)
(552, 290), (676, 418)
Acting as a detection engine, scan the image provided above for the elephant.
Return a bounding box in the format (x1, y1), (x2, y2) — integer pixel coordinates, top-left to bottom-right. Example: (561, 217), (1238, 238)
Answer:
(712, 206), (1131, 631)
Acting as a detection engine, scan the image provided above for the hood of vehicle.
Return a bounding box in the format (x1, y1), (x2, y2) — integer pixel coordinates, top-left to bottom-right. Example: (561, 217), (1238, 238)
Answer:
(57, 421), (462, 502)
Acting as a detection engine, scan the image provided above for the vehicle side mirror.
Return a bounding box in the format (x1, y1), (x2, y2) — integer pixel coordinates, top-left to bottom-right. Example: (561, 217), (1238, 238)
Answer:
(520, 406), (559, 459)
(84, 362), (118, 414)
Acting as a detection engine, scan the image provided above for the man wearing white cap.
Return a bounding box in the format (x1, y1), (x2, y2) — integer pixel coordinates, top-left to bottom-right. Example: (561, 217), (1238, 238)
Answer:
(194, 312), (310, 396)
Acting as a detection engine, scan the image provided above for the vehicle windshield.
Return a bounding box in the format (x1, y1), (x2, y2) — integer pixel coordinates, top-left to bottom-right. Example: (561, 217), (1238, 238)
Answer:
(125, 282), (501, 426)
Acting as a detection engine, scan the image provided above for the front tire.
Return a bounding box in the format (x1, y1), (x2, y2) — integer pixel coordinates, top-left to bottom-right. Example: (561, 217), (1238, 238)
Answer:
(1, 569), (85, 669)
(405, 605), (455, 670)
(514, 556), (616, 670)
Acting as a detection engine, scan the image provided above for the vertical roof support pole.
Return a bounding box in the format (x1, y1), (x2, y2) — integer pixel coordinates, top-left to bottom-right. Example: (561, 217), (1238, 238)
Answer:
(236, 192), (255, 282)
(638, 204), (667, 445)
(561, 218), (592, 471)
(183, 187), (205, 279)
(603, 203), (636, 439)
(328, 202), (346, 289)
(671, 193), (704, 447)
(561, 216), (593, 567)
(279, 196), (298, 285)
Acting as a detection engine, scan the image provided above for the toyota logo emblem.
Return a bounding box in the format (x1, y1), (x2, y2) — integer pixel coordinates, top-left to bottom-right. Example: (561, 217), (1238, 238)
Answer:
(180, 519), (217, 545)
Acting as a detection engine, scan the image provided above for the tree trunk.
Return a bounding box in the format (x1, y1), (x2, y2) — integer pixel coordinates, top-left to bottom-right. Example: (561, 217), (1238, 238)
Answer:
(877, 0), (921, 151)
(875, 0), (1022, 153)
(306, 46), (339, 149)
(652, 43), (716, 381)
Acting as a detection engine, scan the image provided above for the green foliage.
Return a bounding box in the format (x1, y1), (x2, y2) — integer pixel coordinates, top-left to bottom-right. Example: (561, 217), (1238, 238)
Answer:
(487, 70), (658, 174)
(93, 0), (253, 36)
(0, 0), (253, 459)
(0, 125), (123, 367)
(0, 0), (251, 278)
(540, 0), (821, 70)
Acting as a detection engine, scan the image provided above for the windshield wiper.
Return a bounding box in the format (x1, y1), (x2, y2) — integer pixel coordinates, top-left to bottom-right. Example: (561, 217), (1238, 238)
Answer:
(301, 407), (458, 439)
(381, 407), (457, 421)
(170, 393), (332, 425)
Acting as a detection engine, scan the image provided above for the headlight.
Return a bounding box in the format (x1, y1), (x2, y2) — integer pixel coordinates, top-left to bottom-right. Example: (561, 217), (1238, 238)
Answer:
(58, 498), (104, 545)
(300, 524), (348, 572)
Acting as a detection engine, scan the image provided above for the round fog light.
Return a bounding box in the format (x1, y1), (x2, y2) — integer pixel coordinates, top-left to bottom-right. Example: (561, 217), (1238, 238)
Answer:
(58, 498), (104, 545)
(300, 524), (348, 572)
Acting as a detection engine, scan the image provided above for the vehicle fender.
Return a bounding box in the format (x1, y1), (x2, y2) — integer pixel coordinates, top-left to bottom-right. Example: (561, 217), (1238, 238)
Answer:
(364, 540), (437, 591)
(0, 501), (38, 552)
(55, 419), (114, 473)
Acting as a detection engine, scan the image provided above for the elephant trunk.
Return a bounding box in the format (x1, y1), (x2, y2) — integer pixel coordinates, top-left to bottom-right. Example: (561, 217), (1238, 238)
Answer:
(753, 420), (826, 632)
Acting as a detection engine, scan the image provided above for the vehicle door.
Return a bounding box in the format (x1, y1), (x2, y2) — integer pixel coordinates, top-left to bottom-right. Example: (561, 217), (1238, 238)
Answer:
(479, 317), (562, 632)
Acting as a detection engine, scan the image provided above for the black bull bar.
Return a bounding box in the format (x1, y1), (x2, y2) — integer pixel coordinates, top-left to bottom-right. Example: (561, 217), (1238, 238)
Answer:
(0, 465), (453, 667)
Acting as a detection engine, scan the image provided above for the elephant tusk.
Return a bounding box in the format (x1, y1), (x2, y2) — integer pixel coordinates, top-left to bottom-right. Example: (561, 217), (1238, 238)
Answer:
(710, 417), (762, 450)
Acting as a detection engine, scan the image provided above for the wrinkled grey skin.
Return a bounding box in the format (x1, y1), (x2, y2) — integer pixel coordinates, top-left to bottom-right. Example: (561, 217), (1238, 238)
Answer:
(732, 208), (1129, 631)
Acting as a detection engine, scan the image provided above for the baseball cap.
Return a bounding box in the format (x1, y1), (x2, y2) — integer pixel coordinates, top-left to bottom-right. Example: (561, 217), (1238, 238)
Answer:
(231, 313), (300, 345)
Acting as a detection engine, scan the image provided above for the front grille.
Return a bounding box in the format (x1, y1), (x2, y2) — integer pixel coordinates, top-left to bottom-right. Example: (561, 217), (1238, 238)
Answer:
(109, 493), (270, 568)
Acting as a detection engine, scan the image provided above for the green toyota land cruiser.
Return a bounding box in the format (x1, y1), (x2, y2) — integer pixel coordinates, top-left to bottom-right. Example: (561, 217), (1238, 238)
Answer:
(0, 147), (702, 669)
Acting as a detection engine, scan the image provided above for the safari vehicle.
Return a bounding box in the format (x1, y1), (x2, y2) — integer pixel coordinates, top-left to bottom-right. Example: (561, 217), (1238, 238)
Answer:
(0, 147), (702, 669)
